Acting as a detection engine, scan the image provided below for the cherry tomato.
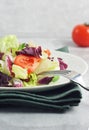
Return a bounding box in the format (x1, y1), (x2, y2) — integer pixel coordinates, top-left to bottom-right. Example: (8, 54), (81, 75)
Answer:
(72, 24), (89, 47)
(14, 55), (41, 74)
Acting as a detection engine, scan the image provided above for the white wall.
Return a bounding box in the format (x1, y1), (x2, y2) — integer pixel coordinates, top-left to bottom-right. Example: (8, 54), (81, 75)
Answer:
(0, 0), (89, 38)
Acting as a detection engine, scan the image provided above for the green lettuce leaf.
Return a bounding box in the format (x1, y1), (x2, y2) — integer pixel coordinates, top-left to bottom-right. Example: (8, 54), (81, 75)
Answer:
(35, 59), (58, 74)
(23, 73), (38, 87)
(0, 35), (19, 55)
(12, 65), (28, 79)
(52, 76), (60, 82)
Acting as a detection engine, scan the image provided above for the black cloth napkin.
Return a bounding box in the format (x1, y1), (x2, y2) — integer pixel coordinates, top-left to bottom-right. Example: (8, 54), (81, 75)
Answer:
(0, 82), (82, 112)
(0, 47), (82, 112)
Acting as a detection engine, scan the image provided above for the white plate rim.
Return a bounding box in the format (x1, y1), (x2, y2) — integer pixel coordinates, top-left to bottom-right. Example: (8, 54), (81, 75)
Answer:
(0, 51), (88, 91)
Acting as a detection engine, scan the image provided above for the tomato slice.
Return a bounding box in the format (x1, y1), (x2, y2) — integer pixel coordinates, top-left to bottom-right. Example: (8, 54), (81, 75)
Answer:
(14, 55), (41, 74)
(44, 49), (51, 57)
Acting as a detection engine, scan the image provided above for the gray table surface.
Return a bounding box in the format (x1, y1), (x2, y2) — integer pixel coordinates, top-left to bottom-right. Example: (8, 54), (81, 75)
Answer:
(0, 38), (89, 130)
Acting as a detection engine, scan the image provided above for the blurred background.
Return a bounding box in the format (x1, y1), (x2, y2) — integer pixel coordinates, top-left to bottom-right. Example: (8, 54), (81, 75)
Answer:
(0, 0), (88, 39)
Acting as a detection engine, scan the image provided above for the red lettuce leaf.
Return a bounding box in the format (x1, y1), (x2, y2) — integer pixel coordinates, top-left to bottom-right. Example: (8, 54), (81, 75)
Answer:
(12, 79), (23, 87)
(0, 52), (4, 60)
(38, 76), (53, 85)
(6, 55), (14, 76)
(58, 58), (68, 70)
(0, 72), (12, 87)
(16, 46), (42, 57)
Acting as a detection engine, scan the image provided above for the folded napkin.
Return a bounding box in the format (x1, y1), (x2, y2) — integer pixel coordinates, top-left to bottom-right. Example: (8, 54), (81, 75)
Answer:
(0, 47), (82, 112)
(0, 82), (82, 112)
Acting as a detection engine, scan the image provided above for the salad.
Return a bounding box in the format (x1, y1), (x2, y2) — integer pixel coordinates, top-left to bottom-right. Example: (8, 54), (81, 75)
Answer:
(0, 35), (68, 87)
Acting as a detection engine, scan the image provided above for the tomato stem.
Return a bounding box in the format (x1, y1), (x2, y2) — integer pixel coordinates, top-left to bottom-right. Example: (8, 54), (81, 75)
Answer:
(84, 23), (89, 26)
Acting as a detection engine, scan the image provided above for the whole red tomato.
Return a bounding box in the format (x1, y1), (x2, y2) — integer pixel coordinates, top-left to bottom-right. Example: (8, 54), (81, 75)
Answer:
(72, 24), (89, 47)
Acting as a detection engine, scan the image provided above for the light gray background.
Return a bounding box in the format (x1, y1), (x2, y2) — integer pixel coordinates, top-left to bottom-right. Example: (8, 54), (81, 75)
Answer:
(0, 1), (89, 130)
(0, 0), (89, 38)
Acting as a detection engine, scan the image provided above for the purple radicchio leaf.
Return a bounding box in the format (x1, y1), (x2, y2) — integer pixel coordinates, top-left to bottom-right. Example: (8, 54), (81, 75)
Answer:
(0, 72), (12, 87)
(57, 58), (68, 70)
(0, 52), (4, 60)
(16, 46), (42, 58)
(6, 55), (13, 76)
(38, 76), (54, 85)
(12, 79), (23, 87)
